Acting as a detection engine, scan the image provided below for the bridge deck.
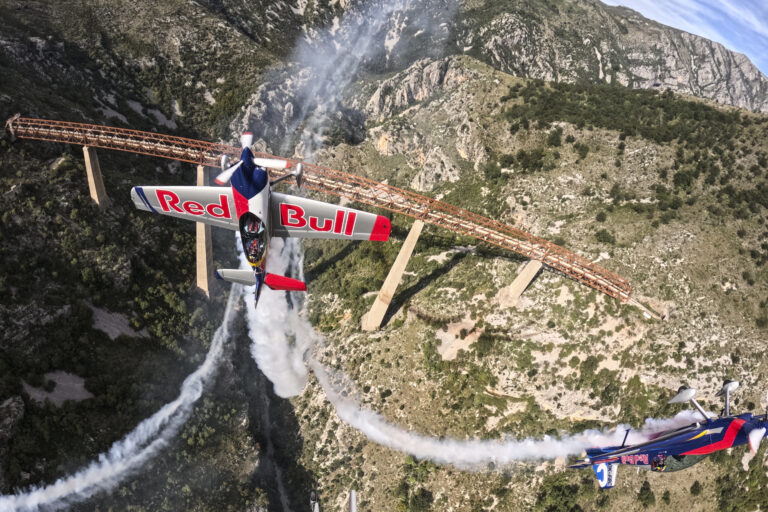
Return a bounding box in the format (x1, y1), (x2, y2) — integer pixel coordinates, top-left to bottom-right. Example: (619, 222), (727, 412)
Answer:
(5, 116), (632, 301)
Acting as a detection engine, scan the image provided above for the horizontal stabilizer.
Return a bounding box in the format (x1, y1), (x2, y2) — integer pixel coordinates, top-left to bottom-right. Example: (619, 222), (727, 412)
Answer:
(215, 269), (258, 286)
(264, 273), (306, 292)
(214, 270), (306, 291)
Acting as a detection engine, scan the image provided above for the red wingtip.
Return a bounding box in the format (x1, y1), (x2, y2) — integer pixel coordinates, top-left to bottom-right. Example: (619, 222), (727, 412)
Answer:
(264, 273), (307, 292)
(369, 215), (391, 241)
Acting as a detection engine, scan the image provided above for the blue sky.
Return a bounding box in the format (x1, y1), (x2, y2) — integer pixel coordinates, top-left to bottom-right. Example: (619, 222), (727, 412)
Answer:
(601, 0), (768, 76)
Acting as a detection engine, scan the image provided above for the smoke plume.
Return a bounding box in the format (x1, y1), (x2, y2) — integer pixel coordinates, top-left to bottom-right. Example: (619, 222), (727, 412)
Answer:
(311, 358), (704, 469)
(240, 235), (317, 398)
(280, 0), (457, 157)
(0, 285), (241, 511)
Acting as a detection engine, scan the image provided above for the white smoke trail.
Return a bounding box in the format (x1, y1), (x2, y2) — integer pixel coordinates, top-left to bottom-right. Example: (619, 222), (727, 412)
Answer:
(280, 0), (407, 156)
(310, 357), (705, 469)
(240, 235), (315, 397)
(0, 285), (241, 512)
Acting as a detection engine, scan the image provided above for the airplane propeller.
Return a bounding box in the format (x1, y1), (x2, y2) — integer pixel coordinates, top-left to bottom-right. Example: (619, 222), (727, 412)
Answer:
(214, 131), (294, 185)
(215, 160), (243, 185)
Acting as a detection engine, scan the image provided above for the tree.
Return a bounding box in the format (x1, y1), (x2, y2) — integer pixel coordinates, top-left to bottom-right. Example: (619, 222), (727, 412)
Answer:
(575, 143), (589, 160)
(595, 229), (616, 245)
(690, 480), (702, 496)
(547, 127), (563, 147)
(638, 481), (655, 507)
(409, 488), (434, 512)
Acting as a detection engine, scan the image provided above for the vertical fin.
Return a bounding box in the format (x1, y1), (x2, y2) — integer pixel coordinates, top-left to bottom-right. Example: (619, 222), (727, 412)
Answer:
(592, 463), (617, 489)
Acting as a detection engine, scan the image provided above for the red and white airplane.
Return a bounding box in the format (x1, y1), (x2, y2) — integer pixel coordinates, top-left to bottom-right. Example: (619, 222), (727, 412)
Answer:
(131, 132), (391, 299)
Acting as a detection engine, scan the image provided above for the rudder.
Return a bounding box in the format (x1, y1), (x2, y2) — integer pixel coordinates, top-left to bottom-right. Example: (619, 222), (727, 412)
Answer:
(592, 462), (617, 489)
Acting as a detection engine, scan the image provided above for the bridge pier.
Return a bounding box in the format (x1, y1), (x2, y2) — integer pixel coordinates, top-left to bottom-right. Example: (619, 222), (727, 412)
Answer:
(362, 219), (423, 331)
(196, 164), (213, 297)
(506, 259), (543, 305)
(82, 146), (110, 208)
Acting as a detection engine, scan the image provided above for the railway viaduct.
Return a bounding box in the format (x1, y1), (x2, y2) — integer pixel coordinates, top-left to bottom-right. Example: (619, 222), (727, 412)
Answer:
(5, 116), (645, 326)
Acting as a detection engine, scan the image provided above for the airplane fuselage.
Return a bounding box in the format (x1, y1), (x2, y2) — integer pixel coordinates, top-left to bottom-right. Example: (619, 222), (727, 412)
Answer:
(588, 414), (767, 473)
(231, 146), (271, 296)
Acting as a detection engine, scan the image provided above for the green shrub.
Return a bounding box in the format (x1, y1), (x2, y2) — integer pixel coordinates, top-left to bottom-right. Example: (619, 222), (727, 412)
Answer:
(546, 127), (563, 147)
(691, 480), (702, 496)
(638, 481), (655, 507)
(595, 229), (616, 245)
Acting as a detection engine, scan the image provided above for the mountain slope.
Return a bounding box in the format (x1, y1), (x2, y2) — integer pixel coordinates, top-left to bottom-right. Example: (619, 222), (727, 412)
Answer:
(457, 0), (768, 113)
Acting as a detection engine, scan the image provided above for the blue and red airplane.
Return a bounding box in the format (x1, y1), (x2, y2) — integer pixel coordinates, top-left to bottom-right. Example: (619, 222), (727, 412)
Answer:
(571, 381), (767, 489)
(131, 132), (391, 301)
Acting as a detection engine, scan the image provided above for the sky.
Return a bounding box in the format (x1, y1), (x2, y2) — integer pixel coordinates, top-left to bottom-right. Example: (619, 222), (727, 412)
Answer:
(601, 0), (768, 76)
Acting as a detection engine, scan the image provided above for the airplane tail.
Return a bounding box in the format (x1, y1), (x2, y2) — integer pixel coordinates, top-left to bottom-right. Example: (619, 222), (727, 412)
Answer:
(215, 269), (306, 292)
(590, 462), (618, 489)
(569, 448), (619, 489)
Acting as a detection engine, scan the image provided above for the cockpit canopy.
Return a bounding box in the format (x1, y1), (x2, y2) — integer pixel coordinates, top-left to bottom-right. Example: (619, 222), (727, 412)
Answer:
(240, 213), (267, 265)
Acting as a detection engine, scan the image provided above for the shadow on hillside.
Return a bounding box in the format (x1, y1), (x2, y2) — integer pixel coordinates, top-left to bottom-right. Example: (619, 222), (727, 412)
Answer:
(378, 243), (527, 327)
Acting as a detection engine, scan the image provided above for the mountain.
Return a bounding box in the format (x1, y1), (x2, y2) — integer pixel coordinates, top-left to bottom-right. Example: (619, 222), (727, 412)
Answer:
(2, 1), (768, 511)
(456, 0), (768, 113)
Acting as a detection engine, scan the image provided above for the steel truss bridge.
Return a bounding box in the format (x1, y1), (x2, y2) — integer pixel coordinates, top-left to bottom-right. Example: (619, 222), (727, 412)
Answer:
(5, 115), (632, 301)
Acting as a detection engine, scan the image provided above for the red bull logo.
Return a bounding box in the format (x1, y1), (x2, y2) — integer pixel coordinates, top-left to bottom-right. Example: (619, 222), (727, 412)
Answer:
(620, 454), (649, 465)
(280, 203), (357, 236)
(156, 189), (231, 218)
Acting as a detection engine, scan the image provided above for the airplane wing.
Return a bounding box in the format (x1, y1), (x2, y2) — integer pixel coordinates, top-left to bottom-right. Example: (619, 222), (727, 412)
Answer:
(131, 186), (238, 230)
(270, 192), (391, 241)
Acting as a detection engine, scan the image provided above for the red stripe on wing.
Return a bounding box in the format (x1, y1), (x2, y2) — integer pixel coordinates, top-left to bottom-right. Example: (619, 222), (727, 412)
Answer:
(264, 273), (307, 292)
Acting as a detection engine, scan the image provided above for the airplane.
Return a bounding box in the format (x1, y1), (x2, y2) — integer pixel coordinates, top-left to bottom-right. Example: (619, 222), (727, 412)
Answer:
(570, 380), (768, 489)
(130, 131), (391, 299)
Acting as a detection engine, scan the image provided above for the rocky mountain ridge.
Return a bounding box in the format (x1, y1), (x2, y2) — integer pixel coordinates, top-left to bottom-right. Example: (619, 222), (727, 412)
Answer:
(457, 0), (768, 113)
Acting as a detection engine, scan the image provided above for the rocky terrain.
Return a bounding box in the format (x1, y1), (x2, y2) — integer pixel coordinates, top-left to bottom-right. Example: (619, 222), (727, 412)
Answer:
(2, 1), (768, 511)
(284, 53), (768, 511)
(458, 0), (768, 113)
